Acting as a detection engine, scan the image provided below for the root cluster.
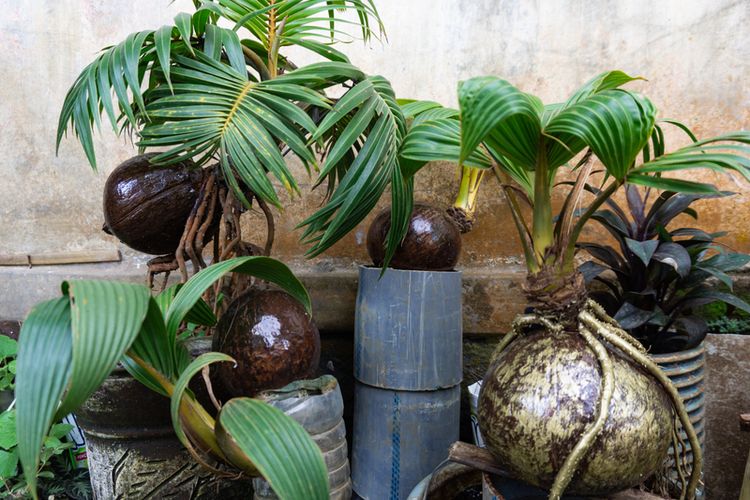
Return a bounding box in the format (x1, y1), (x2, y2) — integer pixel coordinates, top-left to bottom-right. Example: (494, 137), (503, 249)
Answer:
(147, 165), (275, 314)
(491, 300), (702, 500)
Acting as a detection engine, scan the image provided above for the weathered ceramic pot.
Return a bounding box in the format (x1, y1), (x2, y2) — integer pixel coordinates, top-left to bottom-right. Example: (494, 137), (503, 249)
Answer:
(478, 330), (672, 495)
(76, 338), (252, 499)
(407, 462), (482, 500)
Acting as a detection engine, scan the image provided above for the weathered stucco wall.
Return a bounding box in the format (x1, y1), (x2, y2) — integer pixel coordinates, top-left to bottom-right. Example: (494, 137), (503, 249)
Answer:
(0, 0), (748, 321)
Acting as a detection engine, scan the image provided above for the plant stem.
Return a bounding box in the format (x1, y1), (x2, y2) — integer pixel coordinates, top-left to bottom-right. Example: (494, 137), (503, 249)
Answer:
(241, 46), (271, 81)
(531, 148), (553, 267)
(267, 0), (278, 78)
(562, 179), (623, 270)
(493, 165), (537, 273)
(126, 351), (226, 460)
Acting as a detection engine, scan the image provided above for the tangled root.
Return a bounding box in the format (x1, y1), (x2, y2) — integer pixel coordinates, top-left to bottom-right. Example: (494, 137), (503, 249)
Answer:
(147, 165), (276, 315)
(490, 300), (702, 500)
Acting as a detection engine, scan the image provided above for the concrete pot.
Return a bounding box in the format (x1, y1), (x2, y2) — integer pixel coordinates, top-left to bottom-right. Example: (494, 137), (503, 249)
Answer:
(76, 338), (252, 499)
(352, 266), (462, 500)
(651, 341), (706, 499)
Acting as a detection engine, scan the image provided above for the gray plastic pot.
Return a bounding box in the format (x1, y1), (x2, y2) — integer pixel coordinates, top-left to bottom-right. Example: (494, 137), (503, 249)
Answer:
(352, 266), (462, 500)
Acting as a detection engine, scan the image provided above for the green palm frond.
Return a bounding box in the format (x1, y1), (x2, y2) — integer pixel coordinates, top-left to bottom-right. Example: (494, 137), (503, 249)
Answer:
(457, 76), (542, 170)
(298, 75), (409, 264)
(204, 0), (383, 50)
(138, 53), (338, 207)
(56, 11), (242, 169)
(545, 89), (657, 179)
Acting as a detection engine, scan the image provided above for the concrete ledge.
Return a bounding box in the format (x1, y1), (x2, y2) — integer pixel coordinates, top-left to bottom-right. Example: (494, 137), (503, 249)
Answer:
(0, 258), (528, 334)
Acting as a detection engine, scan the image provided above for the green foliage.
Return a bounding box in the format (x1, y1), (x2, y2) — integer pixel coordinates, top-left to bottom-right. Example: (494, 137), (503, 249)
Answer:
(0, 337), (17, 392)
(56, 0), (442, 267)
(0, 339), (89, 500)
(15, 257), (327, 500)
(433, 71), (750, 275)
(580, 186), (750, 352)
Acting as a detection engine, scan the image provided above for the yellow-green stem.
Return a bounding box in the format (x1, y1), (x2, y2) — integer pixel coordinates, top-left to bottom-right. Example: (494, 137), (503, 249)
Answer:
(267, 0), (278, 78)
(453, 165), (484, 214)
(126, 351), (226, 461)
(531, 149), (553, 267)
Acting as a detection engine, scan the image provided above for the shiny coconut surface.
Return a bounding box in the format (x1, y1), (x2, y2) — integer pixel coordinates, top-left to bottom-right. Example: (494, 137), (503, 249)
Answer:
(478, 329), (672, 495)
(212, 289), (320, 399)
(367, 203), (462, 271)
(102, 154), (203, 255)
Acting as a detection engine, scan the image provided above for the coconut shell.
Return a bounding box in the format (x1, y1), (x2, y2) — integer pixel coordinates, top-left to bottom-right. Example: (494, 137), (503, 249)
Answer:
(102, 154), (203, 255)
(367, 203), (462, 271)
(478, 329), (672, 495)
(211, 289), (320, 399)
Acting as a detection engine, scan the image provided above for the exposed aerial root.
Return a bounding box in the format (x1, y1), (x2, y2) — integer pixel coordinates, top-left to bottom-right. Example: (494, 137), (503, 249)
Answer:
(144, 166), (277, 312)
(492, 300), (702, 500)
(548, 324), (614, 499)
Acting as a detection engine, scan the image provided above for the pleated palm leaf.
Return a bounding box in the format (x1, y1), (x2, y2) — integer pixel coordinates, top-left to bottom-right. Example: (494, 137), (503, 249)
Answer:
(56, 0), (431, 265)
(15, 257), (330, 500)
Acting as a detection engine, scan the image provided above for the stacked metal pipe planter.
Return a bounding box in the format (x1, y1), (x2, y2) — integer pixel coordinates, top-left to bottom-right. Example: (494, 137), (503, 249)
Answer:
(352, 266), (462, 500)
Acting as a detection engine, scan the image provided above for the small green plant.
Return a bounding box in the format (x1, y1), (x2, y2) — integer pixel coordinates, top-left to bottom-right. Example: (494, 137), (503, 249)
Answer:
(15, 257), (328, 500)
(0, 337), (17, 394)
(0, 409), (85, 500)
(0, 336), (91, 500)
(580, 187), (750, 353)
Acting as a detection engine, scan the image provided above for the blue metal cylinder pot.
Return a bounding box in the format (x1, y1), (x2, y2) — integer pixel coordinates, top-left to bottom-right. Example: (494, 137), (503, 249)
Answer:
(352, 266), (462, 500)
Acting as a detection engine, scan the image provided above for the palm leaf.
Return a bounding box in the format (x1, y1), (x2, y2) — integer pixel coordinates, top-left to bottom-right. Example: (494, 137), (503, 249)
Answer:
(632, 132), (750, 183)
(15, 298), (72, 496)
(16, 281), (150, 498)
(165, 256), (310, 338)
(545, 90), (656, 179)
(139, 54), (346, 207)
(210, 0), (383, 49)
(57, 281), (151, 416)
(457, 76), (542, 170)
(217, 398), (329, 499)
(56, 11), (240, 169)
(299, 75), (412, 265)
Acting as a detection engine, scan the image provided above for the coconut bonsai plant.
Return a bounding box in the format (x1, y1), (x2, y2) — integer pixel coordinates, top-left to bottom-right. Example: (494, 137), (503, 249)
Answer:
(401, 71), (750, 499)
(14, 256), (331, 499)
(57, 0), (425, 288)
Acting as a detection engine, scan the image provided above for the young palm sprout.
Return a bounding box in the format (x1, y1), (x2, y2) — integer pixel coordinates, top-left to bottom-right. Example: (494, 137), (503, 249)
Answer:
(407, 72), (750, 499)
